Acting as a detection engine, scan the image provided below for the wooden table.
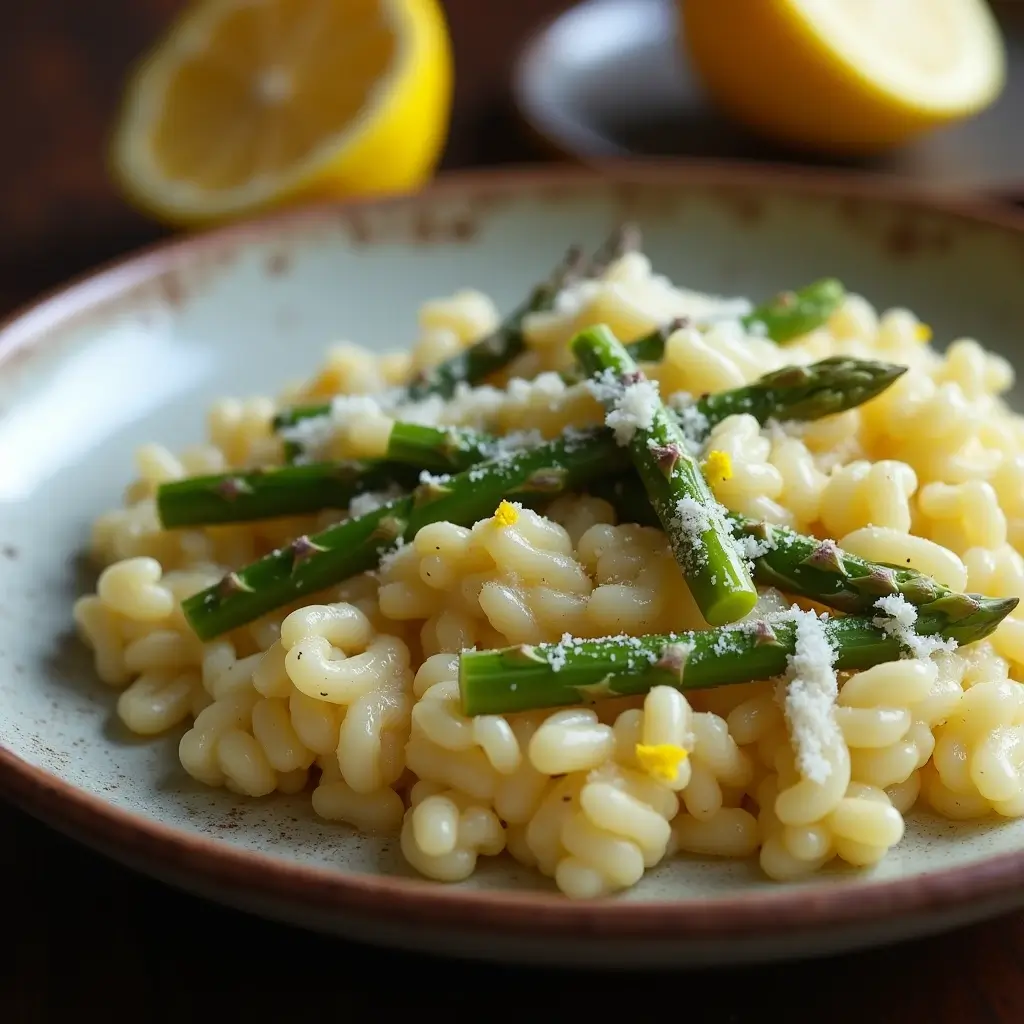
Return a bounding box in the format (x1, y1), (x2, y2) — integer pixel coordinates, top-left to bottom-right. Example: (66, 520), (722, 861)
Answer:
(2, 3), (1024, 1019)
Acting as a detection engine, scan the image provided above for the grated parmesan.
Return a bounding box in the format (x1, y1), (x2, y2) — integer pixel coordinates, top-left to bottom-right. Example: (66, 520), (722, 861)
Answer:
(394, 394), (447, 426)
(782, 608), (841, 785)
(873, 594), (958, 659)
(375, 536), (407, 576)
(667, 392), (710, 452)
(506, 372), (568, 411)
(605, 377), (661, 445)
(586, 367), (624, 404)
(543, 631), (662, 674)
(670, 495), (732, 571)
(737, 533), (775, 562)
(467, 429), (547, 480)
(278, 394), (388, 460)
(347, 487), (403, 519)
(418, 470), (452, 487)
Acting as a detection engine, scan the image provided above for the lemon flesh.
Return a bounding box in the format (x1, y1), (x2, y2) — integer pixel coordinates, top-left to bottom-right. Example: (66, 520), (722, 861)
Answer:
(111, 0), (453, 226)
(682, 0), (1006, 155)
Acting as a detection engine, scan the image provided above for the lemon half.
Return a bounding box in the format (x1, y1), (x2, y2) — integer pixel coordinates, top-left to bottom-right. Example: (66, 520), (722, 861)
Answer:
(682, 0), (1006, 155)
(111, 0), (453, 227)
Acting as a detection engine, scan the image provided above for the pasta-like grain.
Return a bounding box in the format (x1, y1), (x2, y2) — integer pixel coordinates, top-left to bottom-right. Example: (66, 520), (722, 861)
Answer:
(76, 262), (1024, 897)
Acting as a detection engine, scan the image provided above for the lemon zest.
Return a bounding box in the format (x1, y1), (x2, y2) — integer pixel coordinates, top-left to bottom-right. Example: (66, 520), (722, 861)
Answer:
(493, 500), (521, 528)
(702, 449), (733, 485)
(915, 323), (933, 343)
(635, 743), (689, 782)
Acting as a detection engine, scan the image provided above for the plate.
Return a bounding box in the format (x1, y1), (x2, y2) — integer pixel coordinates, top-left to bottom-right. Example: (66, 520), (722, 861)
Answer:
(4, 163), (1024, 967)
(513, 0), (1024, 200)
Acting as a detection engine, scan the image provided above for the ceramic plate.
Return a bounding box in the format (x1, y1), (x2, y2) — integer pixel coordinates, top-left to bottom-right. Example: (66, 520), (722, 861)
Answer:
(513, 0), (1024, 200)
(4, 163), (1024, 968)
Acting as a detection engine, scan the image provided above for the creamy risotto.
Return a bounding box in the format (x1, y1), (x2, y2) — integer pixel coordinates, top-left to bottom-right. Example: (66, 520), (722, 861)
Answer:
(75, 230), (1024, 898)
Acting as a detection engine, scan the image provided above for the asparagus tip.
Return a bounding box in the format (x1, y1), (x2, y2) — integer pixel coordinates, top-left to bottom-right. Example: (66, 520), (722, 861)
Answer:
(371, 515), (406, 544)
(214, 477), (253, 501)
(801, 539), (849, 576)
(523, 467), (570, 493)
(655, 642), (690, 679)
(217, 571), (253, 598)
(587, 223), (642, 277)
(850, 567), (900, 596)
(289, 535), (326, 572)
(412, 480), (453, 507)
(649, 442), (682, 475)
(753, 620), (782, 647)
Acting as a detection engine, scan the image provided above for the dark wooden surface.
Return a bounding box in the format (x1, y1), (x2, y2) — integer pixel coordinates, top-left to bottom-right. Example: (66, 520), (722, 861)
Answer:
(2, 3), (1024, 1019)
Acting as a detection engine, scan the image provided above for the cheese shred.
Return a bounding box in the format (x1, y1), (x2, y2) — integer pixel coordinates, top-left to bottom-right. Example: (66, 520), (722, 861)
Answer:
(781, 608), (841, 785)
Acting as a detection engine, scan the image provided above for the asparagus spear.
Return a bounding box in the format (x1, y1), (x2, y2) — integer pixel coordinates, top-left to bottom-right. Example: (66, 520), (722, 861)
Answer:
(178, 400), (1008, 646)
(585, 222), (643, 277)
(400, 224), (641, 402)
(274, 227), (640, 460)
(156, 461), (421, 529)
(154, 424), (497, 528)
(273, 278), (852, 442)
(589, 474), (996, 620)
(404, 244), (588, 402)
(621, 277), (846, 356)
(158, 356), (905, 530)
(181, 429), (629, 641)
(459, 597), (1018, 716)
(696, 356), (904, 428)
(573, 324), (758, 626)
(742, 278), (844, 343)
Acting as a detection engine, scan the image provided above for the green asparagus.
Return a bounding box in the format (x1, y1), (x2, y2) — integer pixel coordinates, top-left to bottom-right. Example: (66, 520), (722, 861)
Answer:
(156, 461), (419, 529)
(459, 596), (1018, 716)
(589, 474), (994, 620)
(274, 228), (641, 460)
(743, 278), (845, 343)
(178, 409), (1012, 649)
(274, 278), (852, 443)
(696, 356), (904, 428)
(572, 324), (757, 626)
(174, 358), (904, 528)
(156, 423), (493, 528)
(181, 428), (629, 641)
(404, 244), (587, 402)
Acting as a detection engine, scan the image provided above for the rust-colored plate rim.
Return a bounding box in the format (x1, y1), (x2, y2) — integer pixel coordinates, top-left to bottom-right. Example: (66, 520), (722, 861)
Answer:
(5, 160), (1024, 942)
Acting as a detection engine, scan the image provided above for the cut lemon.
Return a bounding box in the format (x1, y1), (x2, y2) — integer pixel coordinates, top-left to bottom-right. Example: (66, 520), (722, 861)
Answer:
(681, 0), (1006, 155)
(111, 0), (453, 227)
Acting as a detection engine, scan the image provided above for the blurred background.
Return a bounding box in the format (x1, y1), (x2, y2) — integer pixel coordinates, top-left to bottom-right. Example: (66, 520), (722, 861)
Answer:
(2, 0), (1022, 314)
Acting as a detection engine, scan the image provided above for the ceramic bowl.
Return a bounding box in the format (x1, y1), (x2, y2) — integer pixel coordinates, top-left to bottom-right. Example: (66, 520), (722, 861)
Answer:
(3, 163), (1024, 968)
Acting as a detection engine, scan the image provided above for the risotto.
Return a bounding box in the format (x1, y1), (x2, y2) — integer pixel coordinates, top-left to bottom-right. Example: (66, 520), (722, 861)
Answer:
(74, 231), (1024, 898)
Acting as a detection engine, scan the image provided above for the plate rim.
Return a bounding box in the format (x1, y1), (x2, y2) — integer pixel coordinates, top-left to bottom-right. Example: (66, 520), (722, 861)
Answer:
(5, 159), (1024, 940)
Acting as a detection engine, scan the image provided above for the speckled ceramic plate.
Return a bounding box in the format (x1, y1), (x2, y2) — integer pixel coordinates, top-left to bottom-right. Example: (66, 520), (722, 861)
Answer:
(513, 0), (1024, 199)
(4, 163), (1024, 968)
